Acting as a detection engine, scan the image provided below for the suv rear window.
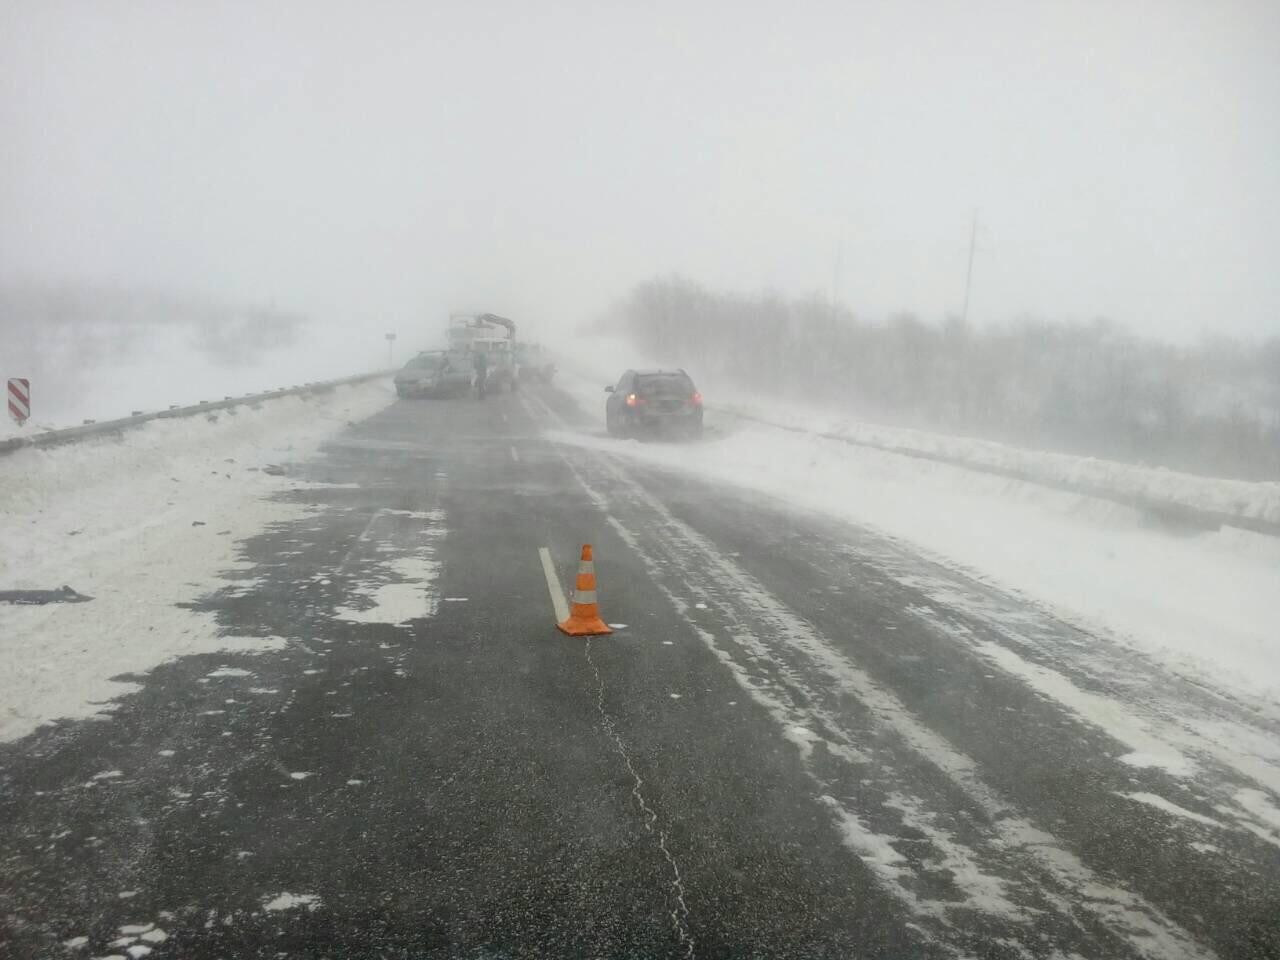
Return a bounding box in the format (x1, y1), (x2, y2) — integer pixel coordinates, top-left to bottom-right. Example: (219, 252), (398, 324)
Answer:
(636, 374), (694, 395)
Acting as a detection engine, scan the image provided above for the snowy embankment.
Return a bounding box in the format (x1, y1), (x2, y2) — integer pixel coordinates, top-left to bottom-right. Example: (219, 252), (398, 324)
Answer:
(0, 379), (395, 743)
(548, 333), (1280, 533)
(716, 401), (1280, 534)
(0, 316), (396, 440)
(551, 355), (1280, 705)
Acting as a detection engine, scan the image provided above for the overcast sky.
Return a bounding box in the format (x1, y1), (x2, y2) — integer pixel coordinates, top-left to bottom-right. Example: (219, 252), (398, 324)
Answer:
(2, 0), (1277, 342)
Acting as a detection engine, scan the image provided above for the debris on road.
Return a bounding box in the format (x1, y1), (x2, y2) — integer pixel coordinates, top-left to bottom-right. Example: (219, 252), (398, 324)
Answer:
(0, 585), (94, 605)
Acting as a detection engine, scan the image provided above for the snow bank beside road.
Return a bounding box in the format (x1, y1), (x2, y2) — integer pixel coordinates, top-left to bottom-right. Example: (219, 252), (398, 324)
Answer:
(546, 334), (1280, 531)
(715, 397), (1280, 532)
(1, 320), (389, 439)
(0, 378), (394, 743)
(548, 373), (1280, 705)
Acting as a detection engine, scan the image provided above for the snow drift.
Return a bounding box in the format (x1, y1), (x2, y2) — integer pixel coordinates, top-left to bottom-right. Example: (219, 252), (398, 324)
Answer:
(0, 378), (395, 742)
(549, 351), (1280, 706)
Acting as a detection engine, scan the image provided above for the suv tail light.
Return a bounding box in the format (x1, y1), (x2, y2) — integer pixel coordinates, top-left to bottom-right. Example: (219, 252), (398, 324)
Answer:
(625, 393), (640, 407)
(691, 392), (703, 406)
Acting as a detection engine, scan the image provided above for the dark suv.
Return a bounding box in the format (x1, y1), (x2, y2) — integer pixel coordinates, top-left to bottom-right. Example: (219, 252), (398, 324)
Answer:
(605, 369), (703, 439)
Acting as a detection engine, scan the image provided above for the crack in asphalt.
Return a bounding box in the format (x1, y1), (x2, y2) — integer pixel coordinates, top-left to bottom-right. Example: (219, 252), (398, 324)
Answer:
(584, 637), (695, 958)
(525, 387), (1216, 960)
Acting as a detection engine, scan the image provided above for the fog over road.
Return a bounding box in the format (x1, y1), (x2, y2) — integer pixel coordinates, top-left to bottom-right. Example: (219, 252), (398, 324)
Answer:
(2, 383), (1278, 959)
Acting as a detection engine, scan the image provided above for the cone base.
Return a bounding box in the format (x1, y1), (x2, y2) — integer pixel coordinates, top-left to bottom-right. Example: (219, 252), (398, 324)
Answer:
(558, 616), (613, 636)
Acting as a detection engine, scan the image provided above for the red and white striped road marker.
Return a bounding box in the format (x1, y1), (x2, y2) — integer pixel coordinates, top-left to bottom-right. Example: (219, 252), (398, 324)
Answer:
(7, 378), (30, 426)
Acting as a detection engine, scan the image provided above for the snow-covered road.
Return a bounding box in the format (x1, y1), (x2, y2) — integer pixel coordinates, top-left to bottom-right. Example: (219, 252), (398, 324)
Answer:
(0, 379), (396, 741)
(2, 377), (1277, 959)
(554, 367), (1280, 708)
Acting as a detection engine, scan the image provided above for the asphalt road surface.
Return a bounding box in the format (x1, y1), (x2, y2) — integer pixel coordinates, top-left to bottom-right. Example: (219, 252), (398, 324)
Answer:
(3, 382), (1278, 959)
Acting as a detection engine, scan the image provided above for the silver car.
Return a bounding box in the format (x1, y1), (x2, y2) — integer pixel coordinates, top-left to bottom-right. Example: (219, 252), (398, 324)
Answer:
(395, 351), (470, 398)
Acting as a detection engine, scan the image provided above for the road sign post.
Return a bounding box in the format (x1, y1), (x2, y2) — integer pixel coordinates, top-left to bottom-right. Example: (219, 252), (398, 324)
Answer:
(7, 378), (30, 426)
(385, 333), (397, 368)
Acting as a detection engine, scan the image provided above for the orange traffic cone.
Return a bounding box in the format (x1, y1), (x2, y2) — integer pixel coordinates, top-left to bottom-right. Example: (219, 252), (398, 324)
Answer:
(557, 544), (613, 636)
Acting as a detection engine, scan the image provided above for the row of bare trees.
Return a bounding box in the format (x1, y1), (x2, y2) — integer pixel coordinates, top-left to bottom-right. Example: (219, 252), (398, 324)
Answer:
(605, 276), (1280, 480)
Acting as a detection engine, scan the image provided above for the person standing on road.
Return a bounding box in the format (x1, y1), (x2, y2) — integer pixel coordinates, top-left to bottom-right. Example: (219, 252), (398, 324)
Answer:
(473, 348), (489, 400)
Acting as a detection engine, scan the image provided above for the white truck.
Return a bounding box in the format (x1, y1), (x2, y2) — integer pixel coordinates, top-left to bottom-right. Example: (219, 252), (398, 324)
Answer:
(447, 313), (518, 393)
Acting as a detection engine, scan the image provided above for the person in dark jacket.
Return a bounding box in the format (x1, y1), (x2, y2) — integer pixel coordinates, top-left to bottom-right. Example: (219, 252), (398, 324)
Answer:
(472, 349), (489, 399)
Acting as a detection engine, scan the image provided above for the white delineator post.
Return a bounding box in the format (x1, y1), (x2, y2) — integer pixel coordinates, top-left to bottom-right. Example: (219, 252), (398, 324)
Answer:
(7, 378), (29, 426)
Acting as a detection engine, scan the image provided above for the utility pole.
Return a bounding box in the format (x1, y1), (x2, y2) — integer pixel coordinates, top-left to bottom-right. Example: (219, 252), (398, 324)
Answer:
(832, 239), (843, 311)
(961, 210), (978, 325)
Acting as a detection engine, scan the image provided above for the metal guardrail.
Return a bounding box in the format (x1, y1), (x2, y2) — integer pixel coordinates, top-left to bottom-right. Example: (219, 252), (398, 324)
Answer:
(0, 370), (394, 458)
(715, 407), (1280, 539)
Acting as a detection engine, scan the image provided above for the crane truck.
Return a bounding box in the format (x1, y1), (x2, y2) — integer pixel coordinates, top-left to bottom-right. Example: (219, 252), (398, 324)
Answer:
(447, 312), (519, 394)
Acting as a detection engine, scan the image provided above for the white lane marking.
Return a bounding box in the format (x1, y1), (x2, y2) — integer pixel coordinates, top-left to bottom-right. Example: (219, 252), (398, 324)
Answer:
(336, 508), (389, 573)
(509, 445), (520, 463)
(539, 547), (571, 623)
(528, 402), (1209, 960)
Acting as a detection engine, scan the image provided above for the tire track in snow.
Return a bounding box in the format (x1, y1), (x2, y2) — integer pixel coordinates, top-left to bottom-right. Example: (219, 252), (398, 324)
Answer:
(523, 389), (1215, 960)
(885, 566), (1280, 855)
